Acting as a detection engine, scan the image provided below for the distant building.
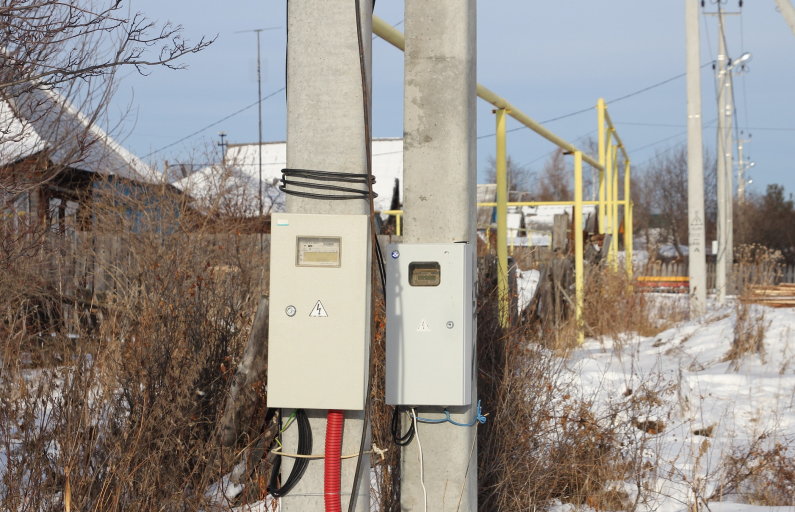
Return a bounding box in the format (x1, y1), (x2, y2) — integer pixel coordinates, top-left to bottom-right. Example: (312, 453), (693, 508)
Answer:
(1, 87), (157, 234)
(173, 138), (404, 218)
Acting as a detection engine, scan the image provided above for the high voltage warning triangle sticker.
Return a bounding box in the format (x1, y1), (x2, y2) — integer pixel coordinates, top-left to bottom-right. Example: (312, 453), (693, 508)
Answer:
(417, 319), (431, 332)
(310, 300), (328, 317)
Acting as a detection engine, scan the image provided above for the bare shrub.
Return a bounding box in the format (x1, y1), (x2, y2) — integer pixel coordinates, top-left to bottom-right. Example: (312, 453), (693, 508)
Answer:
(0, 176), (265, 509)
(710, 436), (795, 506)
(726, 302), (768, 369)
(581, 266), (687, 347)
(725, 245), (781, 368)
(478, 275), (675, 512)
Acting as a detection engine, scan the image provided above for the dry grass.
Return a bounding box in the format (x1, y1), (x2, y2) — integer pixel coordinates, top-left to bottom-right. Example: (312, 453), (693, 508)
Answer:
(0, 178), (266, 510)
(725, 245), (782, 369)
(477, 266), (678, 512)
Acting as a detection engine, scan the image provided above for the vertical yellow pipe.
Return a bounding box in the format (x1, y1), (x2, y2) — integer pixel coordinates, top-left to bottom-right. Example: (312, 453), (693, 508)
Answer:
(495, 108), (509, 328)
(574, 151), (584, 344)
(624, 160), (632, 278)
(605, 140), (613, 259)
(612, 144), (619, 269)
(396, 213), (402, 237)
(510, 229), (515, 255)
(597, 99), (606, 234)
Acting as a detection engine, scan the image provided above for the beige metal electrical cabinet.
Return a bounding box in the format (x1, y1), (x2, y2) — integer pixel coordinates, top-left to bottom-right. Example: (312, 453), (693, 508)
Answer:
(267, 213), (371, 410)
(386, 243), (475, 406)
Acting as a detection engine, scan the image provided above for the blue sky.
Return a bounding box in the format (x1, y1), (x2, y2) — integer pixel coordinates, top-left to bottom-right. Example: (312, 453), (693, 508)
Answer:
(111, 1), (795, 196)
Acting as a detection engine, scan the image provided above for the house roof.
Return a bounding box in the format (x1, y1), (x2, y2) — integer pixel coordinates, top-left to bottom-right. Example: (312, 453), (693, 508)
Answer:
(0, 86), (155, 183)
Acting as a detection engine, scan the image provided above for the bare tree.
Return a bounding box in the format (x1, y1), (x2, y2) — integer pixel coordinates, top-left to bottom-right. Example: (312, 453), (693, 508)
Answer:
(536, 148), (571, 201)
(633, 146), (717, 261)
(0, 0), (212, 268)
(485, 154), (533, 200)
(0, 1), (213, 93)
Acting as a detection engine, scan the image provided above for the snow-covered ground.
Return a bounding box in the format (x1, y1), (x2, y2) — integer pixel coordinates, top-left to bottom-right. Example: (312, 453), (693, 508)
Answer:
(567, 299), (795, 512)
(4, 297), (793, 512)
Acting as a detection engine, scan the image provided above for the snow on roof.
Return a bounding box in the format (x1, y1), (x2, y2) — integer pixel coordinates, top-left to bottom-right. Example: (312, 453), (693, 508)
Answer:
(477, 184), (496, 227)
(186, 139), (404, 216)
(171, 163), (283, 216)
(0, 99), (46, 166)
(523, 204), (598, 231)
(0, 87), (155, 182)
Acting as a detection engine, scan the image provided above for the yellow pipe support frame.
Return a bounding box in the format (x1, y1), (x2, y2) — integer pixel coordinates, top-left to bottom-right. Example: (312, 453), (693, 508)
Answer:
(624, 160), (633, 279)
(476, 200), (626, 207)
(372, 15), (604, 172)
(495, 108), (510, 329)
(397, 212), (402, 237)
(603, 130), (613, 236)
(597, 98), (606, 234)
(604, 109), (630, 164)
(611, 142), (620, 271)
(605, 140), (613, 248)
(574, 151), (584, 345)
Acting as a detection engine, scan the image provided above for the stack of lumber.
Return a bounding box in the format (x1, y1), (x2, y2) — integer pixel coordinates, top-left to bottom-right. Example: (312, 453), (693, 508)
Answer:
(745, 283), (795, 308)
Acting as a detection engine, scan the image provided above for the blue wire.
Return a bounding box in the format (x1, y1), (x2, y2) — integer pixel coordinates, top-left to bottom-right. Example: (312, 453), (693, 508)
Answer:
(409, 400), (487, 427)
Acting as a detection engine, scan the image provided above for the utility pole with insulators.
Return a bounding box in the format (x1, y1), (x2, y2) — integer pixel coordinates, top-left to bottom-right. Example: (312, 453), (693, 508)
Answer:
(713, 5), (732, 303)
(737, 134), (752, 204)
(686, 0), (707, 315)
(399, 0), (479, 510)
(708, 1), (750, 302)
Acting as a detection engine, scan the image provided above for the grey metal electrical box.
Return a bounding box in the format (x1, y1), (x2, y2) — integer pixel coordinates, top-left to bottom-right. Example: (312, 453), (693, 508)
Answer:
(267, 213), (371, 410)
(386, 243), (475, 406)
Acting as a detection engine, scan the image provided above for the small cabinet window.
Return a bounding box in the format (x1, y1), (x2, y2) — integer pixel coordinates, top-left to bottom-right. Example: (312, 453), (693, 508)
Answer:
(409, 262), (441, 287)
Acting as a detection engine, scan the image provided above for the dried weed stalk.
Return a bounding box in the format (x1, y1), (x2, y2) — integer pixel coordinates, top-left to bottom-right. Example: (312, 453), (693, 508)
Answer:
(0, 178), (265, 510)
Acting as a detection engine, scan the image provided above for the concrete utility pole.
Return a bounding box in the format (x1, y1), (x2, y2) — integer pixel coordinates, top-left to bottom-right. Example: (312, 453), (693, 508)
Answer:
(715, 7), (730, 303)
(775, 0), (795, 38)
(281, 1), (372, 510)
(686, 0), (707, 315)
(401, 0), (478, 510)
(725, 36), (734, 276)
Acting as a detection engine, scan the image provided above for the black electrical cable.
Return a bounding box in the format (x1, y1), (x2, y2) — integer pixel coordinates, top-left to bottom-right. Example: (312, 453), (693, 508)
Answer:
(280, 168), (377, 201)
(268, 409), (312, 498)
(391, 406), (415, 446)
(348, 0), (382, 510)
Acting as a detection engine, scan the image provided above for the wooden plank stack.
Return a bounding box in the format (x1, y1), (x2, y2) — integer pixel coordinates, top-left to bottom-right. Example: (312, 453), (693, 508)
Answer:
(745, 283), (795, 308)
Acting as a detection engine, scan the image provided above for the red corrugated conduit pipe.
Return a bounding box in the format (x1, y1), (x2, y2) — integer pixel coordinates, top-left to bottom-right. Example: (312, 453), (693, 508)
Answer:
(324, 409), (343, 512)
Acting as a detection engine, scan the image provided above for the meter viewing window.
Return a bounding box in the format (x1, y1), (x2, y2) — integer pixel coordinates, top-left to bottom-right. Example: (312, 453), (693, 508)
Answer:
(408, 262), (441, 287)
(296, 236), (341, 267)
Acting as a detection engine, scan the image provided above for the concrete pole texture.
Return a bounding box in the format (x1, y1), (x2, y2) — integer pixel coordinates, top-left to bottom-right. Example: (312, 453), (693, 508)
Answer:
(685, 0), (707, 315)
(281, 1), (373, 510)
(774, 0), (795, 38)
(402, 0), (478, 510)
(738, 140), (747, 203)
(716, 12), (728, 304)
(725, 55), (734, 273)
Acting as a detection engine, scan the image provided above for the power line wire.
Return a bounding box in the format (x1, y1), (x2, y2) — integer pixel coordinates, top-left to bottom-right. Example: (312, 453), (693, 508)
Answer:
(477, 63), (712, 141)
(614, 121), (795, 132)
(142, 87), (286, 159)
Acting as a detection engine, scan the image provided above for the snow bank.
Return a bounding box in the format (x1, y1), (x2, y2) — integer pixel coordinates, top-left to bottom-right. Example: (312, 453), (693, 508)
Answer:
(568, 301), (795, 511)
